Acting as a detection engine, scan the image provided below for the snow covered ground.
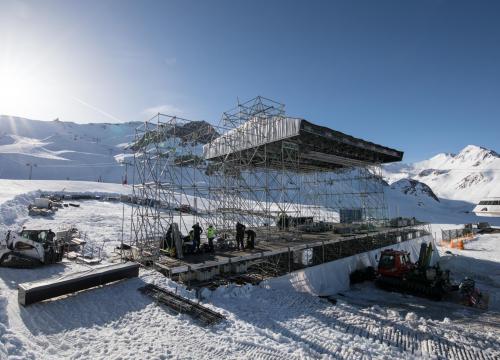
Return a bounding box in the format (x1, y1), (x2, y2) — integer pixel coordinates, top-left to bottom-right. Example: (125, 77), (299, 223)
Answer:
(0, 179), (131, 205)
(1, 243), (498, 359)
(1, 180), (499, 359)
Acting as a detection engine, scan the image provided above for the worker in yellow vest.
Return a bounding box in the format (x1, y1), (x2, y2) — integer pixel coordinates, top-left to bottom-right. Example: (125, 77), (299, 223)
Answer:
(207, 225), (216, 253)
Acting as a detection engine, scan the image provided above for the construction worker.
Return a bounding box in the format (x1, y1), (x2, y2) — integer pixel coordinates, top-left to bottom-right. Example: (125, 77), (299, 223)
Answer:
(192, 223), (203, 253)
(277, 213), (289, 230)
(245, 229), (256, 249)
(162, 225), (172, 250)
(207, 225), (216, 253)
(46, 229), (56, 242)
(235, 222), (246, 250)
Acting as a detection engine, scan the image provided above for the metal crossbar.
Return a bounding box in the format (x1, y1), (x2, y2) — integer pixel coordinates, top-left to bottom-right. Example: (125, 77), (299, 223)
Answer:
(131, 96), (390, 264)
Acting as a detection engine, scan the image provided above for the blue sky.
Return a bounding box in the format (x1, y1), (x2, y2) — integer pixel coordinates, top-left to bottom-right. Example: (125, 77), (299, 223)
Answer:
(0, 0), (499, 162)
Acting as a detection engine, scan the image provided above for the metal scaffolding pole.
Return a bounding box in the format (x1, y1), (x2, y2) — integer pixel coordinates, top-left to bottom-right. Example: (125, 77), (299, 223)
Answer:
(131, 96), (392, 264)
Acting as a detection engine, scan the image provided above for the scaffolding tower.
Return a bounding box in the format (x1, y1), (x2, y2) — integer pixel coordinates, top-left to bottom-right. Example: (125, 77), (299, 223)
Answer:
(131, 96), (400, 262)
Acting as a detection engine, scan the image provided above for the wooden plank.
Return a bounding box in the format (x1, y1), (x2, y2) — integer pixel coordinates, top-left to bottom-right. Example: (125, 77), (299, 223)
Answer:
(18, 262), (139, 306)
(153, 226), (429, 275)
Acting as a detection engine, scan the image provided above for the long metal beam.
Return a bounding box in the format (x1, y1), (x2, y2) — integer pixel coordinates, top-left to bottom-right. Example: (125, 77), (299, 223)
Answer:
(18, 262), (140, 306)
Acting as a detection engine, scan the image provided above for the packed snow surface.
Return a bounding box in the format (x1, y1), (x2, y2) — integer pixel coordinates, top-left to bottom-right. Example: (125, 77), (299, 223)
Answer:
(0, 180), (499, 359)
(0, 180), (131, 205)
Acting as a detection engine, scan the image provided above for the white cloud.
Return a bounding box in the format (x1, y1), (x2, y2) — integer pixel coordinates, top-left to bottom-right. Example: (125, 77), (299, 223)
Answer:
(142, 104), (184, 118)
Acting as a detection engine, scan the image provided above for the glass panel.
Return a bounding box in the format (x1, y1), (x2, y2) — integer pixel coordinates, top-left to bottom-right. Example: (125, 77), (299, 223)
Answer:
(379, 255), (395, 269)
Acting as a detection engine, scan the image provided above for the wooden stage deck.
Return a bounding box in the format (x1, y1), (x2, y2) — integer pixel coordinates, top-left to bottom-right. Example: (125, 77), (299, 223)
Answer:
(154, 226), (427, 278)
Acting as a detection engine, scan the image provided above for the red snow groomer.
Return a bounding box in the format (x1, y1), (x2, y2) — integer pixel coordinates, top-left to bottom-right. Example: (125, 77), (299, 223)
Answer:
(374, 243), (488, 308)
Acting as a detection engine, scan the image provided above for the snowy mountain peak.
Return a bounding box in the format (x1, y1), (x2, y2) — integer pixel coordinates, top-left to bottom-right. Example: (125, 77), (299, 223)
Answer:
(454, 145), (499, 164)
(384, 144), (500, 203)
(428, 152), (455, 163)
(411, 145), (498, 171)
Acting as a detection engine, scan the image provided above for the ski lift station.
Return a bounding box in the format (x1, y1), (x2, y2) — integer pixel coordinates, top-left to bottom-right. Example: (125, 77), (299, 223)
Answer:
(473, 197), (500, 217)
(129, 96), (432, 285)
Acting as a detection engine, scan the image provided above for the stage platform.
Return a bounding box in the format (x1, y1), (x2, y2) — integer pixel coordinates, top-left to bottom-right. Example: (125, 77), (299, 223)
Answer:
(153, 225), (429, 282)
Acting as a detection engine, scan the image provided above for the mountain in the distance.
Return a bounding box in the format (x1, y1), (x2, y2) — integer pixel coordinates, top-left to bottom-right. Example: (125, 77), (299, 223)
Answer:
(383, 145), (500, 203)
(0, 115), (221, 182)
(1, 115), (498, 225)
(390, 178), (440, 202)
(0, 115), (140, 182)
(129, 120), (218, 151)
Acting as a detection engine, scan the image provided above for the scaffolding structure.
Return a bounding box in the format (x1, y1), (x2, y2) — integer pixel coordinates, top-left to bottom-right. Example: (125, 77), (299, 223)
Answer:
(131, 96), (399, 263)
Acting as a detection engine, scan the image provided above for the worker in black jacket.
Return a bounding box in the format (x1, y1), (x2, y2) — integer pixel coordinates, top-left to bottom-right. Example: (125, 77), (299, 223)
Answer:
(162, 225), (172, 250)
(47, 229), (56, 242)
(192, 223), (203, 253)
(245, 229), (256, 249)
(235, 222), (246, 250)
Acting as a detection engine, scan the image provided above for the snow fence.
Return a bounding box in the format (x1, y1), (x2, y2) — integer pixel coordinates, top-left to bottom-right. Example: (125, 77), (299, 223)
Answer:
(263, 235), (438, 297)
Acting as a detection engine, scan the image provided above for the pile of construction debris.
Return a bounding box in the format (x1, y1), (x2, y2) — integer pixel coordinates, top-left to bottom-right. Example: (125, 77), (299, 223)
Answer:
(27, 196), (82, 217)
(28, 197), (61, 216)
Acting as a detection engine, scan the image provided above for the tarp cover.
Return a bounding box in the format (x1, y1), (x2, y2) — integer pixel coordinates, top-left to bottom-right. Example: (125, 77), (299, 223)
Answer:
(203, 116), (301, 159)
(262, 235), (438, 297)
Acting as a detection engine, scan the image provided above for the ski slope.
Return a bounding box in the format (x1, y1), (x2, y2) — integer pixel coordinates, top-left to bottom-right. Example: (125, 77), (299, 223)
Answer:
(0, 116), (138, 182)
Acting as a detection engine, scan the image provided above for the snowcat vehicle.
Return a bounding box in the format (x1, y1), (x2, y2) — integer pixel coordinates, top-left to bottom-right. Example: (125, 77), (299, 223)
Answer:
(0, 229), (64, 268)
(375, 243), (453, 300)
(374, 243), (488, 308)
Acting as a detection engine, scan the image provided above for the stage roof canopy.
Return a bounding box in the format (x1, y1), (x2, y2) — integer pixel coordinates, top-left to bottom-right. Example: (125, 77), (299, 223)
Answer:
(203, 116), (403, 171)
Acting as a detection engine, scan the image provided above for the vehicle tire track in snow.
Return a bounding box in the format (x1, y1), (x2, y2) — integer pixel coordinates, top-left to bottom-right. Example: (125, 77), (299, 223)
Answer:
(318, 302), (500, 360)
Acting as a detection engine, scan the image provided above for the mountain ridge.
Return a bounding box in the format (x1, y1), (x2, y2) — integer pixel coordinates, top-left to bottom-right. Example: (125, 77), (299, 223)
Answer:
(0, 115), (219, 182)
(383, 144), (499, 203)
(1, 116), (497, 206)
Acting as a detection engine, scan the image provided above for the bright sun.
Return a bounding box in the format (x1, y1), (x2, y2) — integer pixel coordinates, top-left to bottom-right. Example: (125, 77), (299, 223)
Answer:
(1, 62), (34, 113)
(0, 67), (28, 104)
(0, 59), (60, 118)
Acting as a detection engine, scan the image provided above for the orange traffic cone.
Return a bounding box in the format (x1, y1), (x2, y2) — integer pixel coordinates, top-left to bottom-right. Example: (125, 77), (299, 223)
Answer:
(449, 239), (455, 248)
(457, 239), (464, 250)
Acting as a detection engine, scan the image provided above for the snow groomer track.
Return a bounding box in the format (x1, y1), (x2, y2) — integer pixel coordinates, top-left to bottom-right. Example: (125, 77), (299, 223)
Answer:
(234, 293), (500, 360)
(193, 289), (500, 360)
(327, 309), (499, 360)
